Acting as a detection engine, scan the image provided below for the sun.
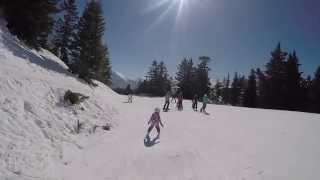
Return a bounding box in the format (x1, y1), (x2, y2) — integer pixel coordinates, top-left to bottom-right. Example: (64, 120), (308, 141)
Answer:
(144, 0), (190, 31)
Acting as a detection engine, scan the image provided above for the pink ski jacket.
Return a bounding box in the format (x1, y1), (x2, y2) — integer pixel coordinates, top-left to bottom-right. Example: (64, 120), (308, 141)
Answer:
(149, 112), (161, 126)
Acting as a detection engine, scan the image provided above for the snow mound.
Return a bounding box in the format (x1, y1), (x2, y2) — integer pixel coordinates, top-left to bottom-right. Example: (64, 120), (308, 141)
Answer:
(0, 19), (120, 180)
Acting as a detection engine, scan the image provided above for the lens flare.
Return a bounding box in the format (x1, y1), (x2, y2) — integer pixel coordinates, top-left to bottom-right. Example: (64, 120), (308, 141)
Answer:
(145, 0), (189, 31)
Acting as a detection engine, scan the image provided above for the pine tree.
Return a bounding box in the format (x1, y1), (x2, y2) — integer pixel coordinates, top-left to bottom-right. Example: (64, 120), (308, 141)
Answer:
(96, 45), (111, 84)
(301, 75), (313, 112)
(142, 61), (170, 96)
(265, 43), (288, 109)
(212, 80), (223, 104)
(2, 0), (59, 49)
(194, 56), (211, 98)
(53, 0), (79, 71)
(230, 72), (240, 106)
(158, 61), (171, 95)
(243, 69), (257, 107)
(137, 80), (149, 94)
(230, 73), (246, 106)
(52, 18), (64, 56)
(311, 66), (320, 113)
(284, 51), (303, 110)
(146, 61), (159, 94)
(239, 75), (246, 106)
(256, 68), (268, 108)
(221, 73), (230, 104)
(125, 84), (132, 95)
(176, 58), (195, 99)
(78, 0), (111, 84)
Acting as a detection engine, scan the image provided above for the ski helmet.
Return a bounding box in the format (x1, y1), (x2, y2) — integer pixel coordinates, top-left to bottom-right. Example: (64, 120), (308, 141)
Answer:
(155, 107), (160, 113)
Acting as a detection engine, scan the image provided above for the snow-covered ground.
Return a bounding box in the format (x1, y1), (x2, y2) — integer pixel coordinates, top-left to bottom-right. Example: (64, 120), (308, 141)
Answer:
(60, 97), (320, 180)
(0, 19), (119, 180)
(1, 18), (320, 180)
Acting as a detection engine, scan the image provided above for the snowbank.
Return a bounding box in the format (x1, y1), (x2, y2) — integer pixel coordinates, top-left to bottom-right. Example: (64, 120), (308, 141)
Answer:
(0, 18), (120, 180)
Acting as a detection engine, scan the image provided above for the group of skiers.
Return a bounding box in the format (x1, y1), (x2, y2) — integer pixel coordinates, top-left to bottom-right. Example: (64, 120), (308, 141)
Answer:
(163, 91), (185, 111)
(163, 91), (209, 113)
(124, 89), (209, 140)
(146, 91), (210, 139)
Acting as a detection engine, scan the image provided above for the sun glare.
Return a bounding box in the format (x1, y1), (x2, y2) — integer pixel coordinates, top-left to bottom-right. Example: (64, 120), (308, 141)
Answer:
(145, 0), (190, 31)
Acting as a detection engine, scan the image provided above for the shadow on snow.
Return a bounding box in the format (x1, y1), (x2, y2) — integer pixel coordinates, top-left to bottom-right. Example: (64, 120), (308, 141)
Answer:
(143, 134), (160, 147)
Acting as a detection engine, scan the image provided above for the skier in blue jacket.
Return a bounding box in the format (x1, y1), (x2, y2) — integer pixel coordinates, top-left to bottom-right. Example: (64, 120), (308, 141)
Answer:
(200, 94), (209, 113)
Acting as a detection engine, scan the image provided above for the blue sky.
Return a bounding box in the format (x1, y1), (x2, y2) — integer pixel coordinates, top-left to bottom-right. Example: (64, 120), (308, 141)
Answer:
(78, 0), (320, 80)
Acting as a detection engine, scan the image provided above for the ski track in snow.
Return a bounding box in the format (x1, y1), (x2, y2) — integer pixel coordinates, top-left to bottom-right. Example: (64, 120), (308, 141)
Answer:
(1, 17), (320, 180)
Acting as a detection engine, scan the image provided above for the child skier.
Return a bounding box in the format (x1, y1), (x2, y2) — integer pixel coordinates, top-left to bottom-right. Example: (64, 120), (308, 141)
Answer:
(147, 108), (164, 139)
(126, 87), (133, 103)
(163, 91), (171, 111)
(171, 92), (177, 103)
(177, 92), (183, 110)
(192, 94), (198, 111)
(128, 94), (133, 103)
(200, 94), (209, 113)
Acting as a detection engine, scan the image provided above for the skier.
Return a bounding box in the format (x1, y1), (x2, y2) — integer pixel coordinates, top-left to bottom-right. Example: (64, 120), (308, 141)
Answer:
(200, 94), (209, 113)
(171, 92), (177, 103)
(177, 92), (183, 110)
(163, 91), (171, 111)
(192, 94), (198, 111)
(126, 87), (133, 103)
(128, 94), (133, 103)
(147, 108), (164, 139)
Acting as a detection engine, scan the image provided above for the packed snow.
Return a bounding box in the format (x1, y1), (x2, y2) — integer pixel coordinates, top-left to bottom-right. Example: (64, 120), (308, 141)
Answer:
(1, 18), (320, 180)
(59, 97), (320, 180)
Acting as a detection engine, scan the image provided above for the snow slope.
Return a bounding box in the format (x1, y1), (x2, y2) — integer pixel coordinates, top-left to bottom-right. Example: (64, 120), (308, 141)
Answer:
(0, 19), (120, 179)
(59, 97), (320, 180)
(1, 18), (320, 180)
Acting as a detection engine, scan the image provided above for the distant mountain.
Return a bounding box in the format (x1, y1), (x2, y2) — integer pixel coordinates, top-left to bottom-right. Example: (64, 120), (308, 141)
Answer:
(111, 70), (139, 89)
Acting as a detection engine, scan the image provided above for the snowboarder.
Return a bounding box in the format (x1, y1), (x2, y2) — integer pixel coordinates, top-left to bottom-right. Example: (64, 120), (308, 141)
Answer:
(200, 94), (209, 113)
(192, 94), (198, 111)
(163, 91), (171, 111)
(147, 108), (164, 139)
(177, 92), (183, 111)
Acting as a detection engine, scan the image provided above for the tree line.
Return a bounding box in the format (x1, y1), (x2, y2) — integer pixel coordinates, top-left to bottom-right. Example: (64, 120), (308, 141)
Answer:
(136, 43), (320, 114)
(137, 56), (211, 98)
(211, 43), (320, 114)
(1, 0), (111, 85)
